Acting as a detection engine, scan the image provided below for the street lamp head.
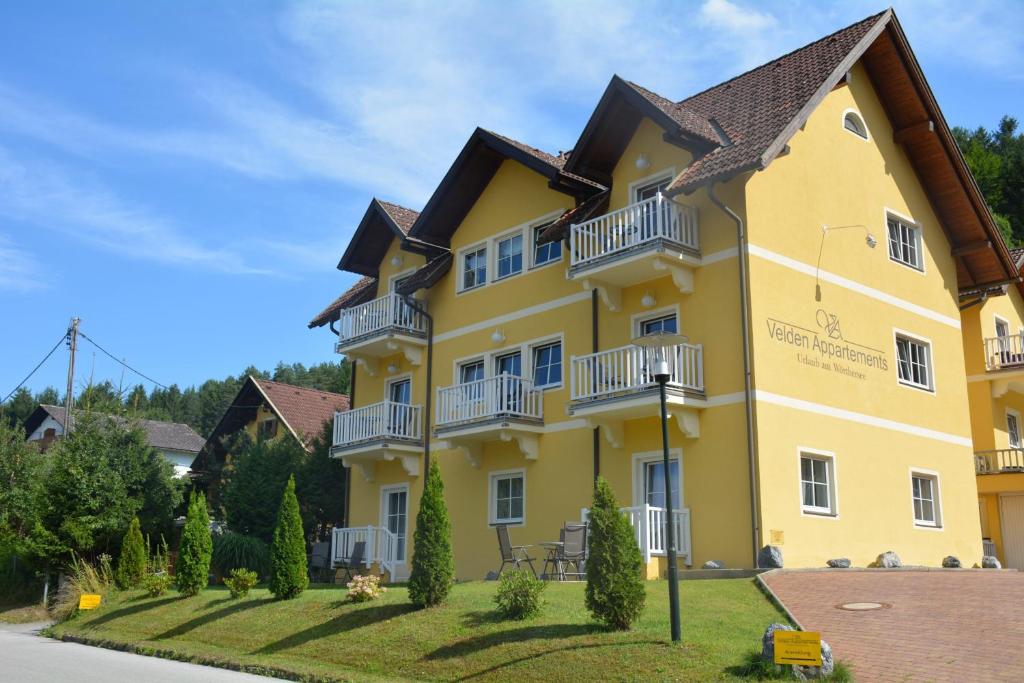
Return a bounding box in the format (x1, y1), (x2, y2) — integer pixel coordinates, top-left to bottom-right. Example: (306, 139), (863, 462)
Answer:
(632, 332), (689, 381)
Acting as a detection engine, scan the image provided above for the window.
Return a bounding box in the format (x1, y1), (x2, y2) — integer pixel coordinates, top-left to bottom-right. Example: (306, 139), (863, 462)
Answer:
(495, 351), (522, 377)
(644, 460), (680, 509)
(533, 223), (560, 267)
(895, 334), (932, 390)
(640, 314), (678, 336)
(1009, 411), (1022, 449)
(843, 110), (868, 139)
(496, 234), (523, 279)
(257, 418), (278, 440)
(800, 453), (836, 515)
(381, 486), (408, 561)
(461, 246), (487, 290)
(490, 470), (525, 524)
(887, 216), (922, 270)
(911, 472), (940, 527)
(388, 378), (411, 404)
(532, 342), (562, 388)
(459, 360), (485, 384)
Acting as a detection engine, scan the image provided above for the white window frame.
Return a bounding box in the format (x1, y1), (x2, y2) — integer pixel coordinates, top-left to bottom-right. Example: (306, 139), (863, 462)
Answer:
(797, 448), (839, 518)
(893, 328), (935, 393)
(530, 218), (562, 269)
(457, 242), (488, 293)
(995, 315), (1011, 352)
(379, 483), (410, 563)
(841, 108), (869, 141)
(1008, 408), (1022, 449)
(632, 304), (681, 338)
(627, 168), (676, 205)
(450, 333), (564, 390)
(530, 340), (563, 390)
(488, 468), (526, 526)
(631, 449), (684, 510)
(385, 373), (413, 402)
(909, 468), (943, 529)
(455, 357), (486, 385)
(885, 209), (924, 273)
(388, 267), (418, 292)
(493, 228), (525, 281)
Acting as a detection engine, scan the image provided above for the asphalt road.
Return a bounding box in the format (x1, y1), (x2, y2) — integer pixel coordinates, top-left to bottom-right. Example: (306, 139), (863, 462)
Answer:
(0, 621), (281, 682)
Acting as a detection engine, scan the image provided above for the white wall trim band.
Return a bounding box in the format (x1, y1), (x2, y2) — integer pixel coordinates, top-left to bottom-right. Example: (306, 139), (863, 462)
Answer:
(747, 244), (961, 329)
(434, 291), (592, 343)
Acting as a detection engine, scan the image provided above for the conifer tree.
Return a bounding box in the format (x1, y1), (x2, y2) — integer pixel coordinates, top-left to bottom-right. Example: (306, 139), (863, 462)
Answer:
(269, 475), (308, 599)
(408, 460), (454, 608)
(585, 477), (645, 630)
(115, 516), (147, 589)
(177, 491), (212, 596)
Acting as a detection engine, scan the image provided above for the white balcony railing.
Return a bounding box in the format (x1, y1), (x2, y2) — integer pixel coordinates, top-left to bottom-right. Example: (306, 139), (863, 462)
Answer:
(975, 448), (1024, 474)
(436, 374), (543, 427)
(570, 343), (704, 401)
(336, 293), (427, 344)
(332, 401), (423, 448)
(570, 193), (698, 268)
(984, 334), (1024, 371)
(582, 504), (692, 564)
(331, 525), (402, 579)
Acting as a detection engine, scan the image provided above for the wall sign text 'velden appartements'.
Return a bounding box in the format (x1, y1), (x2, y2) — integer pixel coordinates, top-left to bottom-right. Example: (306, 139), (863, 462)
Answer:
(766, 309), (888, 381)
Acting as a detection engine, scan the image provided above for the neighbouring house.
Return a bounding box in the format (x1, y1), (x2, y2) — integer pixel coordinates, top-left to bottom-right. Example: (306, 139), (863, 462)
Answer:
(23, 404), (205, 478)
(312, 9), (1010, 581)
(189, 376), (350, 499)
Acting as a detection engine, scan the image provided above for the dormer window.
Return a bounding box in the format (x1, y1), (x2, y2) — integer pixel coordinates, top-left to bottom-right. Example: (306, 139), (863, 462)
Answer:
(843, 110), (868, 140)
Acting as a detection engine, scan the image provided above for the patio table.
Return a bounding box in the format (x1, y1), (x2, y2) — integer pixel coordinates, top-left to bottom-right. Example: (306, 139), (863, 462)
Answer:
(538, 541), (564, 580)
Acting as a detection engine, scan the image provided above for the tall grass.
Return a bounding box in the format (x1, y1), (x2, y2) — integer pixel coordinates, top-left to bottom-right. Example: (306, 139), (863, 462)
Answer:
(51, 555), (112, 622)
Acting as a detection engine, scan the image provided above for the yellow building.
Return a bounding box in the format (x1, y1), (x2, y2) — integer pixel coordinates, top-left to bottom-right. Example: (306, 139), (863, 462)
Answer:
(961, 249), (1024, 569)
(312, 10), (1014, 580)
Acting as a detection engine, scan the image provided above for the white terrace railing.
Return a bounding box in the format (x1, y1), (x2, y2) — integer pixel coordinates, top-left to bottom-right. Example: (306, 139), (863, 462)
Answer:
(332, 401), (423, 449)
(570, 343), (704, 401)
(330, 525), (403, 579)
(975, 448), (1024, 474)
(335, 293), (427, 345)
(984, 334), (1024, 371)
(436, 374), (543, 427)
(569, 193), (699, 269)
(582, 504), (692, 564)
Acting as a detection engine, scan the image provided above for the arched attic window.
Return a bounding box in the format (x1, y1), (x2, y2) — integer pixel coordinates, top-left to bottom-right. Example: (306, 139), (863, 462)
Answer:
(843, 109), (869, 140)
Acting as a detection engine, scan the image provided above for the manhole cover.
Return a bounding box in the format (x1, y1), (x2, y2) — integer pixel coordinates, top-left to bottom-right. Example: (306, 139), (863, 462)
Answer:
(837, 602), (886, 611)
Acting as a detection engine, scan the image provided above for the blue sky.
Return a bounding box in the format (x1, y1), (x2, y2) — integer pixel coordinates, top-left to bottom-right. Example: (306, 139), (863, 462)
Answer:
(1, 0), (1022, 399)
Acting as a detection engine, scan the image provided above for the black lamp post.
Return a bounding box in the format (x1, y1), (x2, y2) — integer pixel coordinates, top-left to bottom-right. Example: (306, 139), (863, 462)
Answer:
(632, 331), (688, 643)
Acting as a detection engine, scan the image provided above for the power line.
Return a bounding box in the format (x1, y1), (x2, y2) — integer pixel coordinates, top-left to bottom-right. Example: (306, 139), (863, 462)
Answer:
(77, 331), (168, 390)
(1, 329), (70, 405)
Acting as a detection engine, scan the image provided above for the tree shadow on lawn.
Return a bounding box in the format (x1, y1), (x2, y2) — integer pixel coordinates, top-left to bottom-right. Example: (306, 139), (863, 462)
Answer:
(154, 597), (275, 641)
(83, 596), (180, 627)
(254, 602), (415, 655)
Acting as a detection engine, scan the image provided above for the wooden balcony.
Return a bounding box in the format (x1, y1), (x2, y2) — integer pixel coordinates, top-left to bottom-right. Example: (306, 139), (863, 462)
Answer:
(975, 448), (1024, 475)
(435, 374), (543, 465)
(331, 401), (423, 480)
(568, 342), (706, 447)
(334, 293), (427, 374)
(568, 193), (700, 310)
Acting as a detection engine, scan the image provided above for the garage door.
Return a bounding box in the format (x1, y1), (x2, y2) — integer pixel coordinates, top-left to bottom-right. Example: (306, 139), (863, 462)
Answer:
(1000, 494), (1024, 569)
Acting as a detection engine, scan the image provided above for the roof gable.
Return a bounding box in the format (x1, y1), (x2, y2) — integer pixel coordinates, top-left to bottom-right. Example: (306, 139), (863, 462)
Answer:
(24, 404), (205, 453)
(338, 199), (420, 277)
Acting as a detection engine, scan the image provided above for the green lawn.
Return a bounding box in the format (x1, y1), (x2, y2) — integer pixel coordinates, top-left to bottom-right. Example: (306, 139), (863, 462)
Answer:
(48, 579), (787, 682)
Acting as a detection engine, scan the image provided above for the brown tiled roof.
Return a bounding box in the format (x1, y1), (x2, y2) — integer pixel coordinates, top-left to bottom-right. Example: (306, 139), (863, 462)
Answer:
(29, 405), (205, 453)
(666, 10), (888, 193)
(376, 200), (418, 234)
(537, 189), (611, 245)
(254, 379), (349, 445)
(483, 130), (605, 191)
(624, 81), (720, 147)
(1011, 248), (1024, 268)
(308, 276), (377, 328)
(396, 252), (453, 296)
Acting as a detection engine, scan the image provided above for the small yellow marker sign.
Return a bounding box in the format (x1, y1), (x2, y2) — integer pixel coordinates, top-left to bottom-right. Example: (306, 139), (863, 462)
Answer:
(78, 594), (102, 610)
(774, 630), (822, 667)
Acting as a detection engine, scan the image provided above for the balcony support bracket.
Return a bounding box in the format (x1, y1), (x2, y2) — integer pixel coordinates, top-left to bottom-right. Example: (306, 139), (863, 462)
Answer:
(386, 340), (423, 366)
(670, 408), (700, 438)
(653, 258), (694, 294)
(348, 353), (378, 377)
(581, 278), (621, 312)
(586, 418), (623, 449)
(458, 442), (483, 468)
(500, 430), (539, 460)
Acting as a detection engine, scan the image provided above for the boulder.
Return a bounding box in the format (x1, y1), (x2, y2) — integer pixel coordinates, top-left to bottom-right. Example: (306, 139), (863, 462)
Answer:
(941, 556), (961, 568)
(982, 555), (1002, 569)
(826, 558), (851, 568)
(702, 560), (725, 569)
(760, 622), (834, 680)
(872, 551), (902, 568)
(484, 571), (499, 581)
(757, 545), (784, 569)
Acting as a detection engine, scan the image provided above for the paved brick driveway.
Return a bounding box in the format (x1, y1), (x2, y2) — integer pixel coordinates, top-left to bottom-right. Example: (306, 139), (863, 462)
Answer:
(761, 570), (1024, 682)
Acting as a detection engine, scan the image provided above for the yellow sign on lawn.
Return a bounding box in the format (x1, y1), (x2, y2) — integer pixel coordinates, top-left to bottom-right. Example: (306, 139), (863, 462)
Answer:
(774, 630), (822, 666)
(78, 594), (102, 610)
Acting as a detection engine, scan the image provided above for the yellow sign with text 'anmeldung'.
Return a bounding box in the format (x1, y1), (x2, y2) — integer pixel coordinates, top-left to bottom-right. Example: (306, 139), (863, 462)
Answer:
(774, 631), (822, 666)
(78, 594), (102, 610)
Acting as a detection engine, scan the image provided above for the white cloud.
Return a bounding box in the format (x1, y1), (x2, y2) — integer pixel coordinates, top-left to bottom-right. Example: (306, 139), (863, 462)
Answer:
(699, 0), (777, 33)
(0, 233), (46, 292)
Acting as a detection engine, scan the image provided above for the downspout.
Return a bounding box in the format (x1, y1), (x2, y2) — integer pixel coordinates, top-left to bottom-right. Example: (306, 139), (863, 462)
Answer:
(591, 288), (600, 482)
(344, 355), (355, 528)
(403, 296), (434, 475)
(706, 181), (761, 568)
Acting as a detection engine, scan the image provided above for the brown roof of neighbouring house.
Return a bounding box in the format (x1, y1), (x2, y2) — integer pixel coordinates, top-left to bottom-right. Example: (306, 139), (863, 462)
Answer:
(253, 378), (350, 444)
(308, 276), (377, 328)
(24, 405), (206, 454)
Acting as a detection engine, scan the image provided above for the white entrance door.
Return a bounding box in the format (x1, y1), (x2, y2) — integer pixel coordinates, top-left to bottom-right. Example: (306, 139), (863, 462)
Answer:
(381, 485), (409, 564)
(999, 494), (1024, 569)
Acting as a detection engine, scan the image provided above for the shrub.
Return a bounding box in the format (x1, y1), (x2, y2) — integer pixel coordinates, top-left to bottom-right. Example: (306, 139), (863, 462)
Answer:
(408, 460), (454, 608)
(141, 573), (172, 598)
(346, 574), (386, 603)
(148, 535), (170, 575)
(493, 569), (547, 620)
(585, 477), (645, 630)
(51, 554), (110, 622)
(224, 568), (259, 599)
(177, 492), (213, 597)
(114, 517), (147, 589)
(269, 475), (308, 599)
(213, 532), (270, 580)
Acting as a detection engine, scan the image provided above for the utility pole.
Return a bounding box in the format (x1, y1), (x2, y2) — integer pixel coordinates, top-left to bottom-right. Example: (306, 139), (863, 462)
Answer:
(64, 317), (79, 435)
